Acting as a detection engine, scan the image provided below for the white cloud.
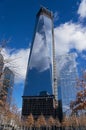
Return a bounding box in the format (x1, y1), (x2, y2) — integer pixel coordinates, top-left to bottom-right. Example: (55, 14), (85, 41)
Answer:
(1, 48), (30, 83)
(77, 0), (86, 19)
(54, 22), (86, 55)
(57, 53), (77, 73)
(29, 32), (50, 72)
(1, 20), (86, 84)
(2, 21), (86, 83)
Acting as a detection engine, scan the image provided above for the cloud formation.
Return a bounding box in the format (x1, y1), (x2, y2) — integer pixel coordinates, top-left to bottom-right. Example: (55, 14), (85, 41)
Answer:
(57, 53), (77, 73)
(29, 32), (50, 72)
(2, 20), (86, 83)
(1, 1), (86, 84)
(1, 48), (30, 83)
(78, 0), (86, 19)
(54, 22), (86, 55)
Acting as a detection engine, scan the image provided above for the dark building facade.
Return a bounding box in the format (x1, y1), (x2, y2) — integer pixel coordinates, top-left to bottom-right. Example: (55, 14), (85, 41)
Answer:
(22, 95), (56, 118)
(22, 7), (58, 118)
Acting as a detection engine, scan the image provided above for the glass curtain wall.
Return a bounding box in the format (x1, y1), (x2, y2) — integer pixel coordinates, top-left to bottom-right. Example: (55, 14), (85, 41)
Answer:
(23, 10), (53, 96)
(58, 54), (77, 114)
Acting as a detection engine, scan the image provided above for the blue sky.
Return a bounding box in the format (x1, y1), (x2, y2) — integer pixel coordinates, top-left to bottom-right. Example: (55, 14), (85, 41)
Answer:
(0, 0), (86, 108)
(0, 0), (81, 49)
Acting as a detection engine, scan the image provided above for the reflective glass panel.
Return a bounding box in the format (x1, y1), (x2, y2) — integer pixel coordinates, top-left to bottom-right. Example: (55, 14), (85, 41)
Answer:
(23, 14), (53, 96)
(58, 54), (77, 113)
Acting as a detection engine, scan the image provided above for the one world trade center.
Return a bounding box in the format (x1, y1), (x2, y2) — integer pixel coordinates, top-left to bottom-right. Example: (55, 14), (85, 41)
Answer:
(22, 7), (58, 118)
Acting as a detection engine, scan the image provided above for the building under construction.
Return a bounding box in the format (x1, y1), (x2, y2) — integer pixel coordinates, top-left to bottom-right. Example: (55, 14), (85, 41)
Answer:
(22, 7), (58, 119)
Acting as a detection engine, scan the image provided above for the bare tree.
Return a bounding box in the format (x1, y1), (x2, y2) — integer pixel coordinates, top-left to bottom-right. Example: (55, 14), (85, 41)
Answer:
(78, 114), (86, 127)
(61, 116), (71, 128)
(70, 71), (86, 114)
(55, 118), (60, 127)
(0, 39), (22, 129)
(47, 116), (55, 129)
(35, 114), (46, 129)
(25, 113), (34, 130)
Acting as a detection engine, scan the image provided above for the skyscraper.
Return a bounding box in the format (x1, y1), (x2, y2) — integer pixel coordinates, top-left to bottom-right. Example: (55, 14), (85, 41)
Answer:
(0, 54), (4, 77)
(2, 67), (14, 105)
(22, 7), (57, 117)
(0, 54), (4, 92)
(57, 53), (77, 115)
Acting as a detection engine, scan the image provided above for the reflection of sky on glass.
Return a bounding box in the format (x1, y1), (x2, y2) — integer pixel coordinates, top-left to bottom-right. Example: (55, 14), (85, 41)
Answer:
(23, 15), (53, 96)
(58, 54), (77, 112)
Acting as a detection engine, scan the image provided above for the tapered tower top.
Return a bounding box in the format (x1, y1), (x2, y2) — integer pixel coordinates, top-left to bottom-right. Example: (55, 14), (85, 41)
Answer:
(36, 6), (53, 19)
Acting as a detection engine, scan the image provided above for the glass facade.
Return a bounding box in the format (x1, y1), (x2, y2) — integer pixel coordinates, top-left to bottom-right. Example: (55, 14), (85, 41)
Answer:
(0, 54), (4, 77)
(0, 54), (4, 92)
(3, 67), (14, 104)
(23, 9), (54, 96)
(57, 54), (77, 114)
